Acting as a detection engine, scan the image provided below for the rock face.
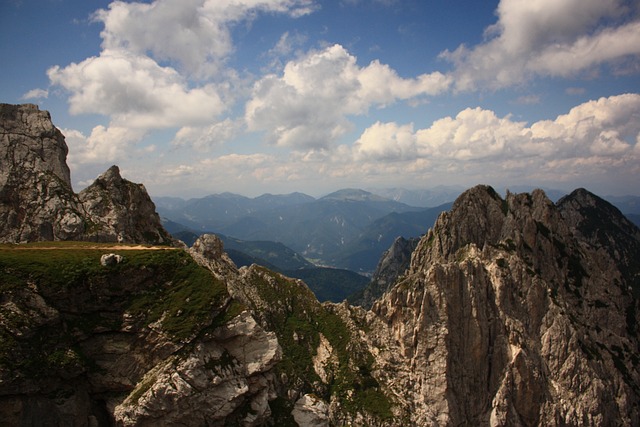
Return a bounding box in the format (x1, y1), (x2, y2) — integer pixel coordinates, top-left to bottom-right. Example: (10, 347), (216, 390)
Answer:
(368, 185), (640, 426)
(78, 165), (172, 244)
(0, 103), (84, 242)
(2, 104), (640, 426)
(351, 236), (419, 309)
(0, 239), (282, 427)
(558, 188), (640, 294)
(0, 103), (171, 245)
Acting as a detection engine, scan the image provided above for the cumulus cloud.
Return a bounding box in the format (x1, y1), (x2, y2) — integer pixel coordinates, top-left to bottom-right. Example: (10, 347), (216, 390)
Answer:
(245, 44), (451, 149)
(63, 125), (147, 170)
(21, 88), (48, 100)
(94, 0), (317, 78)
(48, 49), (226, 129)
(173, 118), (239, 152)
(350, 93), (640, 185)
(353, 122), (417, 160)
(442, 0), (640, 90)
(48, 0), (317, 163)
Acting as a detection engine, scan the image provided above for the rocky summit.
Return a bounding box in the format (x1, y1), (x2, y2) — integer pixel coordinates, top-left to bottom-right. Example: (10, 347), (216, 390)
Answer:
(370, 186), (640, 425)
(0, 103), (171, 245)
(1, 104), (639, 426)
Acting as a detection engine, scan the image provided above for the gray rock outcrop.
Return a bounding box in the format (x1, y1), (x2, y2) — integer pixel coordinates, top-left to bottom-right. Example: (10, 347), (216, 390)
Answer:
(78, 165), (172, 244)
(368, 185), (640, 426)
(0, 103), (172, 245)
(0, 103), (84, 242)
(351, 236), (419, 309)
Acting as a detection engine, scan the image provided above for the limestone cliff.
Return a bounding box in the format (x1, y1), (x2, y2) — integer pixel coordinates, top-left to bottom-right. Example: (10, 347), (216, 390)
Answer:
(78, 165), (172, 244)
(0, 103), (84, 242)
(2, 104), (640, 426)
(351, 236), (419, 309)
(0, 103), (171, 245)
(368, 185), (640, 426)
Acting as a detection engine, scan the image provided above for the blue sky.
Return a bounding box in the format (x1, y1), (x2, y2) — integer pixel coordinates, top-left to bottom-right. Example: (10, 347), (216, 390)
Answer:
(1, 0), (639, 198)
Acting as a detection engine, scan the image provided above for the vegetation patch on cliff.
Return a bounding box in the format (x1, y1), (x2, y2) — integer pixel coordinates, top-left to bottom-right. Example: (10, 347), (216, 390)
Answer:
(243, 266), (393, 420)
(0, 243), (229, 379)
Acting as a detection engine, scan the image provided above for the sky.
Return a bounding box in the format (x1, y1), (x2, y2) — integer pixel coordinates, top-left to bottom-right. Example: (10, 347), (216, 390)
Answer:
(1, 0), (639, 198)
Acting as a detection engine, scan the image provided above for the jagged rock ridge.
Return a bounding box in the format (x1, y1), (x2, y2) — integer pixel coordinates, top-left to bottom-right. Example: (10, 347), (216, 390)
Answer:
(0, 103), (171, 244)
(350, 236), (419, 309)
(2, 105), (640, 425)
(368, 185), (640, 426)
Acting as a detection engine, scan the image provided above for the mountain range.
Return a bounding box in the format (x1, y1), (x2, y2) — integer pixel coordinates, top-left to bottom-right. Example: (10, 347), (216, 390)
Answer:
(156, 188), (640, 272)
(2, 103), (640, 426)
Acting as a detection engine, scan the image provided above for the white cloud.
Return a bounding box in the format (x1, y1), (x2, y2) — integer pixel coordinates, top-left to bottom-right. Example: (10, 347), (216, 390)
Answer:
(353, 121), (417, 160)
(245, 44), (451, 149)
(164, 164), (195, 177)
(173, 118), (239, 152)
(104, 94), (640, 196)
(346, 93), (640, 186)
(415, 108), (529, 161)
(63, 125), (146, 168)
(48, 0), (318, 164)
(21, 88), (48, 100)
(94, 0), (317, 78)
(442, 0), (640, 90)
(48, 49), (226, 129)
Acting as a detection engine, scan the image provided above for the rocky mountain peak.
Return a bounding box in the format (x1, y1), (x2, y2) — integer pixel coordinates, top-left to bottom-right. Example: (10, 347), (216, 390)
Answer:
(76, 164), (172, 244)
(0, 103), (71, 189)
(1, 103), (81, 242)
(558, 187), (640, 294)
(97, 164), (124, 183)
(188, 234), (238, 279)
(0, 103), (172, 245)
(370, 184), (640, 425)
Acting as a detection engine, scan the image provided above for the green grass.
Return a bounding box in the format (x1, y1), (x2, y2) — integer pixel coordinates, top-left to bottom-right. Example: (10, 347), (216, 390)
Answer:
(0, 242), (230, 380)
(244, 266), (394, 420)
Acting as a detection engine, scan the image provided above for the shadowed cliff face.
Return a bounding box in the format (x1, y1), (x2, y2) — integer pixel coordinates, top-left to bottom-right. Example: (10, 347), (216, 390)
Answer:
(369, 185), (640, 426)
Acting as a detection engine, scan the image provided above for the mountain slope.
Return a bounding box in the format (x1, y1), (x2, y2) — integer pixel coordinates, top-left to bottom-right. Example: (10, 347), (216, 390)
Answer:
(367, 186), (640, 425)
(3, 105), (640, 425)
(157, 188), (421, 269)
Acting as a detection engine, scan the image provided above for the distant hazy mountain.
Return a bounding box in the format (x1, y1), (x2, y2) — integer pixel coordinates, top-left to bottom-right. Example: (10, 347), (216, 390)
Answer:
(155, 191), (315, 231)
(220, 235), (314, 271)
(156, 187), (640, 271)
(156, 189), (424, 272)
(327, 203), (452, 272)
(366, 186), (464, 207)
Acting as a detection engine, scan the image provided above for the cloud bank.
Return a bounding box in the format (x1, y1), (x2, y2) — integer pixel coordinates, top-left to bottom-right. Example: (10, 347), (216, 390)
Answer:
(442, 0), (640, 90)
(40, 0), (640, 196)
(349, 93), (640, 185)
(246, 44), (451, 150)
